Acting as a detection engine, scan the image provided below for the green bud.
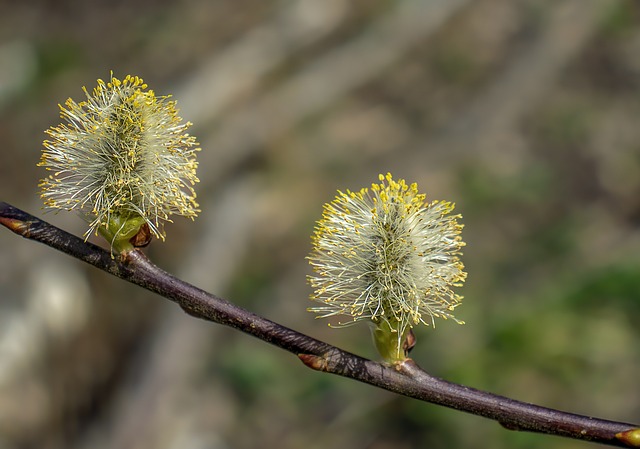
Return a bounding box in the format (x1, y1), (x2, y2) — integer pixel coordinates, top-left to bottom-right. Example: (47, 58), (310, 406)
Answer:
(372, 318), (414, 363)
(98, 213), (147, 253)
(616, 428), (640, 447)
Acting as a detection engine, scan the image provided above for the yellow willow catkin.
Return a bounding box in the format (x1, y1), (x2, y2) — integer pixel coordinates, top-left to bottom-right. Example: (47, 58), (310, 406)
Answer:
(38, 74), (200, 243)
(307, 173), (466, 359)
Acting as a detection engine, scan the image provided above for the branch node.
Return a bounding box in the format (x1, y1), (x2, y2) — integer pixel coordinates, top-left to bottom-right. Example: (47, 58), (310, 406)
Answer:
(394, 358), (423, 377)
(298, 354), (329, 372)
(616, 428), (640, 447)
(0, 215), (30, 237)
(499, 420), (522, 431)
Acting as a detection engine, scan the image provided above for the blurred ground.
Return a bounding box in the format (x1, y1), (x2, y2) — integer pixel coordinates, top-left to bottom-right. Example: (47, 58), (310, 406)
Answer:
(1, 1), (639, 448)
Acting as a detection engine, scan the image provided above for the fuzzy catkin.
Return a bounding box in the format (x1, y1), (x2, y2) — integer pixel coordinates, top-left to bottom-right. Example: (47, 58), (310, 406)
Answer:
(307, 173), (466, 343)
(39, 74), (200, 242)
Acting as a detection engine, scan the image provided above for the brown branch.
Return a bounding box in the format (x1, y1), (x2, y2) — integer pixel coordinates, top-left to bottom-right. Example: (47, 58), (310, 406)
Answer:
(1, 201), (638, 447)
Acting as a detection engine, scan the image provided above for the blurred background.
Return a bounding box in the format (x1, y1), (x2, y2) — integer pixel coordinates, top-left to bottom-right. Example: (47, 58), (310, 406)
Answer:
(1, 0), (639, 448)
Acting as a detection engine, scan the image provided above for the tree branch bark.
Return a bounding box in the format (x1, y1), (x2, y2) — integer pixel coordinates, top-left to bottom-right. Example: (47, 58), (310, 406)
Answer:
(1, 201), (638, 447)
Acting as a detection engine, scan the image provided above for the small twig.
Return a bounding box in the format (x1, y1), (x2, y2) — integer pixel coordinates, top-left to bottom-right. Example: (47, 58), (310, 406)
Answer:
(1, 201), (638, 447)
